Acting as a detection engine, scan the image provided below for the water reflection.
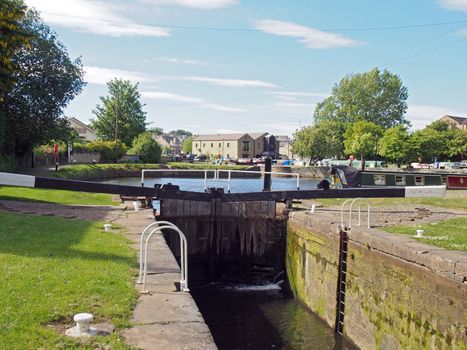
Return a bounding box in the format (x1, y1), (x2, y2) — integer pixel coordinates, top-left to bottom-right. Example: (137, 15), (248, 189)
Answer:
(191, 283), (358, 350)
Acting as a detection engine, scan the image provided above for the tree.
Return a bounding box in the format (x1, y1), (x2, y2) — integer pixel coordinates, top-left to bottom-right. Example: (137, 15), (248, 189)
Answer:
(344, 121), (383, 170)
(447, 128), (467, 160)
(378, 125), (411, 166)
(3, 8), (84, 160)
(181, 136), (193, 154)
(409, 121), (452, 162)
(91, 79), (147, 146)
(131, 132), (161, 163)
(314, 68), (409, 129)
(0, 0), (29, 100)
(169, 129), (192, 137)
(292, 121), (345, 159)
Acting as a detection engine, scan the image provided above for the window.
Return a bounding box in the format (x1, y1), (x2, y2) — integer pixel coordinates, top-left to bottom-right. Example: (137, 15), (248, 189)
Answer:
(211, 143), (213, 147)
(415, 176), (424, 186)
(219, 143), (221, 147)
(203, 143), (205, 148)
(242, 141), (250, 152)
(195, 143), (198, 148)
(395, 175), (406, 186)
(227, 143), (230, 147)
(242, 154), (249, 158)
(442, 176), (447, 185)
(374, 175), (386, 185)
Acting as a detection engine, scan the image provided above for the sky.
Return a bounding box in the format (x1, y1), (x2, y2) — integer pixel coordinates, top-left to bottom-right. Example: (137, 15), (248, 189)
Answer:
(25, 0), (467, 136)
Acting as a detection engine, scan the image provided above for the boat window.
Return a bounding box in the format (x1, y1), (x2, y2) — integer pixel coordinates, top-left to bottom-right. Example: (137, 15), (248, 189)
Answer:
(415, 176), (424, 186)
(395, 175), (405, 186)
(442, 177), (447, 185)
(374, 174), (386, 185)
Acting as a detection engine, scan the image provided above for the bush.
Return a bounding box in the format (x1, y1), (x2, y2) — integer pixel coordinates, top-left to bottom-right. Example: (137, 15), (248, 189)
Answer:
(0, 154), (16, 171)
(71, 140), (127, 162)
(130, 132), (162, 163)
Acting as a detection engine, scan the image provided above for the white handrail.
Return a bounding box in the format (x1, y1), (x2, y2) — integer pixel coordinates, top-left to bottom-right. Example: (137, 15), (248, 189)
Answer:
(138, 221), (189, 293)
(141, 169), (217, 190)
(349, 198), (371, 229)
(217, 169), (301, 192)
(340, 199), (353, 229)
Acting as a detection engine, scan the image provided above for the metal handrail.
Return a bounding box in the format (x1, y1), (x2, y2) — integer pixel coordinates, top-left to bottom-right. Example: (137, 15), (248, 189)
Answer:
(216, 169), (300, 192)
(137, 221), (189, 293)
(141, 168), (217, 191)
(349, 198), (371, 229)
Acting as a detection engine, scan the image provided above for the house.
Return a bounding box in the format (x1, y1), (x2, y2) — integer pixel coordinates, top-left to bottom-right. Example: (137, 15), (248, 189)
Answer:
(154, 134), (186, 155)
(439, 115), (467, 130)
(67, 117), (96, 141)
(192, 132), (278, 159)
(275, 135), (294, 159)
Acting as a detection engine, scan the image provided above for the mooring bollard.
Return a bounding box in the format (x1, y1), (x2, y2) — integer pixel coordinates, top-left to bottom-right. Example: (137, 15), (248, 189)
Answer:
(66, 313), (97, 337)
(133, 201), (139, 211)
(104, 223), (112, 232)
(416, 229), (425, 237)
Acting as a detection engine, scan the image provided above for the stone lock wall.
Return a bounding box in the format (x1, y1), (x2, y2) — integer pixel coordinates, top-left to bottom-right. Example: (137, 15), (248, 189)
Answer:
(287, 211), (466, 350)
(159, 199), (287, 284)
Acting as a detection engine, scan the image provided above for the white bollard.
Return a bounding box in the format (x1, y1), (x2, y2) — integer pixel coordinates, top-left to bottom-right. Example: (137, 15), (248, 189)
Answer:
(310, 204), (316, 213)
(416, 229), (425, 237)
(133, 201), (139, 211)
(66, 313), (97, 337)
(103, 224), (112, 232)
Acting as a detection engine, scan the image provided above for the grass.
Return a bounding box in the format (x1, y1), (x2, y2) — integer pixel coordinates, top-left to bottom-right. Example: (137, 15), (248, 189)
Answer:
(0, 212), (138, 349)
(54, 163), (162, 179)
(0, 186), (117, 206)
(166, 162), (253, 170)
(383, 217), (467, 251)
(317, 196), (467, 211)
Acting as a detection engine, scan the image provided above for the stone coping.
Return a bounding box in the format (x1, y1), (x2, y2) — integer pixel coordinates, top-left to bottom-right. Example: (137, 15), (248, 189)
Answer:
(289, 210), (467, 283)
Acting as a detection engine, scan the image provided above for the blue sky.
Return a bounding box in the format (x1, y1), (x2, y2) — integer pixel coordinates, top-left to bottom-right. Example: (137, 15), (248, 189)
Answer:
(25, 0), (467, 135)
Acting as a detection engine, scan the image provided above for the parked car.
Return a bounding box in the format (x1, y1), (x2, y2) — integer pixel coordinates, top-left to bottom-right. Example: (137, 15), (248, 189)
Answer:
(194, 154), (207, 162)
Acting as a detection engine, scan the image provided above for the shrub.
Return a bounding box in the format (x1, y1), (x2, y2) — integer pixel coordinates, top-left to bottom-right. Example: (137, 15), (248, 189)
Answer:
(130, 132), (162, 163)
(86, 140), (127, 162)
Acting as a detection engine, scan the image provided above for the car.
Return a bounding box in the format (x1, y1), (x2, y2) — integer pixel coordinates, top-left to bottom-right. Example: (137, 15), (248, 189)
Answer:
(194, 154), (207, 162)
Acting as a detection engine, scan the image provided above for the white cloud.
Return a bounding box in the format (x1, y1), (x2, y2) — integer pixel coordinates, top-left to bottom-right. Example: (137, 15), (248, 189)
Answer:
(185, 76), (277, 88)
(84, 66), (158, 85)
(25, 0), (170, 37)
(150, 57), (208, 66)
(141, 91), (246, 112)
(439, 0), (467, 12)
(255, 19), (363, 49)
(268, 91), (328, 98)
(139, 0), (238, 10)
(407, 104), (467, 130)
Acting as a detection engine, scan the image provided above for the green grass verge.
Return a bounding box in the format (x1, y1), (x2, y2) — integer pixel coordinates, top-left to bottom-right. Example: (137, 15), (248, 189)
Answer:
(0, 212), (138, 349)
(317, 196), (467, 211)
(166, 162), (253, 170)
(0, 186), (117, 206)
(53, 164), (162, 179)
(383, 217), (467, 251)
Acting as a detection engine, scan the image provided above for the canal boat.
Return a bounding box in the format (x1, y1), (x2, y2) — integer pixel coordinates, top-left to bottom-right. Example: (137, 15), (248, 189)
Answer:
(361, 170), (467, 189)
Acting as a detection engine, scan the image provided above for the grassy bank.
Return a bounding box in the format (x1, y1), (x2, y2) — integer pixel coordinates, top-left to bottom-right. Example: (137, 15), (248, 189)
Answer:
(0, 186), (117, 206)
(166, 162), (253, 170)
(383, 217), (467, 251)
(317, 196), (467, 211)
(54, 163), (162, 180)
(0, 212), (137, 349)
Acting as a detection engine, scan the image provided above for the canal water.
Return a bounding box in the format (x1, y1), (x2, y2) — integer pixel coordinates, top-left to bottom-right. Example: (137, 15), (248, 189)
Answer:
(191, 283), (357, 350)
(103, 176), (321, 192)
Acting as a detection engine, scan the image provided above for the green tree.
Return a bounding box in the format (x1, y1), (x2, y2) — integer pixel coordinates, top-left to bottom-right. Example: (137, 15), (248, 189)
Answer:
(378, 125), (411, 166)
(314, 68), (409, 129)
(0, 0), (29, 99)
(130, 132), (161, 163)
(3, 8), (84, 160)
(410, 128), (447, 163)
(447, 128), (467, 160)
(292, 121), (345, 159)
(344, 121), (383, 170)
(91, 79), (147, 146)
(181, 136), (193, 154)
(169, 129), (192, 137)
